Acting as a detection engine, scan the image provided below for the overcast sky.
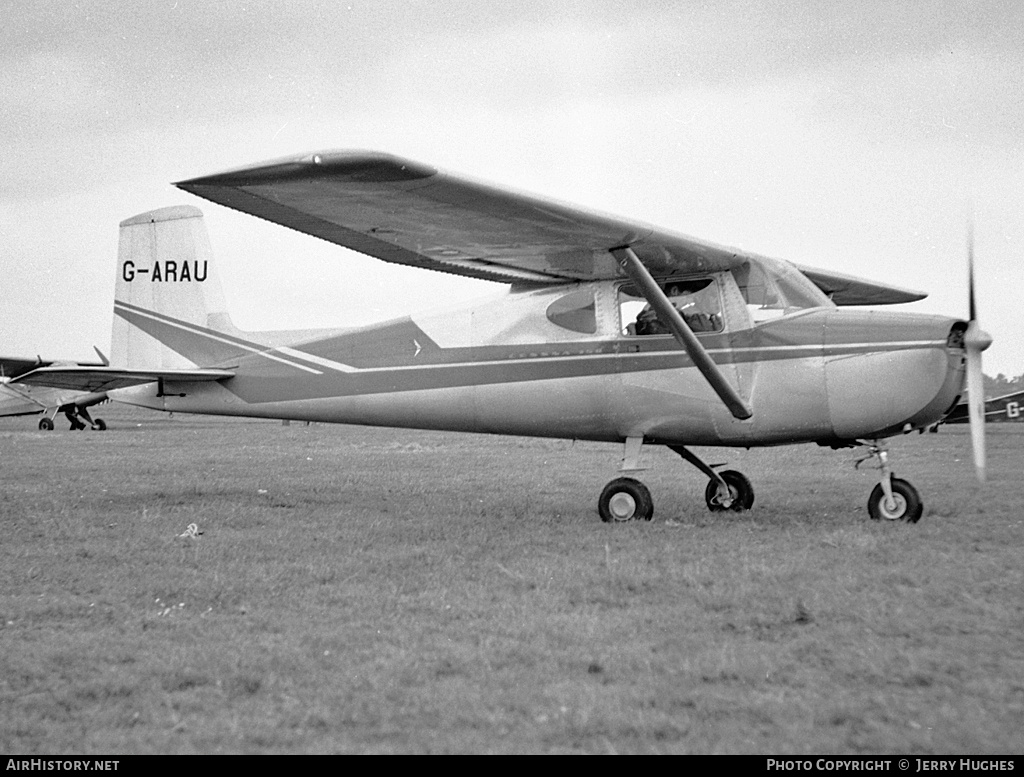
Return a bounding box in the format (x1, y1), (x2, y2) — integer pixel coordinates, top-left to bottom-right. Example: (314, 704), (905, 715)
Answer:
(3, 0), (1022, 375)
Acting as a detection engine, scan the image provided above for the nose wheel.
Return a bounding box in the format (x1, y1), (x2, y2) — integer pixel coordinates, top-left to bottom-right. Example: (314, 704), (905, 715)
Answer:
(867, 478), (922, 522)
(857, 441), (924, 523)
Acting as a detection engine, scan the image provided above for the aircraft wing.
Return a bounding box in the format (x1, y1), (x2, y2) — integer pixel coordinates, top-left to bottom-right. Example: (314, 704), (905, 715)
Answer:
(795, 265), (926, 306)
(177, 151), (771, 284)
(12, 366), (235, 394)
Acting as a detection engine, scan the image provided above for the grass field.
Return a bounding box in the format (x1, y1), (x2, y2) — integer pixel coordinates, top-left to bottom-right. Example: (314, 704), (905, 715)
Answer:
(1, 405), (1022, 754)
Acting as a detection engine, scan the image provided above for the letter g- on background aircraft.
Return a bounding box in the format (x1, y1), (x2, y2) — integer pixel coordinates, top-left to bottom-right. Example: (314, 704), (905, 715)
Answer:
(10, 151), (993, 524)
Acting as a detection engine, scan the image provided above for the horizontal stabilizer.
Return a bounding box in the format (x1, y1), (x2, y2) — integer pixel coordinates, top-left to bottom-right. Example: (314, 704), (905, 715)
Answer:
(12, 366), (234, 394)
(796, 265), (926, 306)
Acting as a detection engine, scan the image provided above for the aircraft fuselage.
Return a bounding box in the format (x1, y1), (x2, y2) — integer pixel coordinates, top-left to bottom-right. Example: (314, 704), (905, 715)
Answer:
(112, 279), (966, 448)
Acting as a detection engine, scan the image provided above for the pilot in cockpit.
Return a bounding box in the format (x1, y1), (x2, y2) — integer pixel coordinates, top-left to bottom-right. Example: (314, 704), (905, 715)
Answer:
(634, 281), (719, 335)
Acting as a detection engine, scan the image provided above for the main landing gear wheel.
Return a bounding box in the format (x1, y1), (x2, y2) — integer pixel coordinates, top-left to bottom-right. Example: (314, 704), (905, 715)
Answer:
(93, 419), (107, 431)
(38, 418), (54, 431)
(867, 478), (923, 523)
(599, 477), (654, 523)
(704, 469), (755, 512)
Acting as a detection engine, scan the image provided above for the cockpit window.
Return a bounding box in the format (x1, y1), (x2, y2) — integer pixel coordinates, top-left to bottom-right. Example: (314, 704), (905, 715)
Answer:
(733, 258), (831, 321)
(619, 278), (723, 336)
(545, 288), (597, 334)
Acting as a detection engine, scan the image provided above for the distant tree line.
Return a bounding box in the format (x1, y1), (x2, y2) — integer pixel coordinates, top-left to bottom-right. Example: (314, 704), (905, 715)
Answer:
(984, 372), (1024, 398)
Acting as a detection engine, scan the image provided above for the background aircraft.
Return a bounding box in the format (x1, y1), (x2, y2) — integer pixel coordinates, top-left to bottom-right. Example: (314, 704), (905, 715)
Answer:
(0, 352), (110, 430)
(11, 151), (990, 523)
(942, 389), (1024, 425)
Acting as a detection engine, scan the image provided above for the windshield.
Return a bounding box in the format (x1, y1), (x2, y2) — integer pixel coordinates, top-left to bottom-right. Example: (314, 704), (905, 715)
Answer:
(733, 257), (832, 322)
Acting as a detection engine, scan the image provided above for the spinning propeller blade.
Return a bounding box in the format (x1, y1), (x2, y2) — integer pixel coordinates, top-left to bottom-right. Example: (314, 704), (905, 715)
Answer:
(963, 217), (992, 482)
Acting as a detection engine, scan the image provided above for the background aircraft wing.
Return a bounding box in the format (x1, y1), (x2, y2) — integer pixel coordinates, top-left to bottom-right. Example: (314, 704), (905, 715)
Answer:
(177, 151), (766, 284)
(12, 366), (235, 394)
(794, 265), (926, 306)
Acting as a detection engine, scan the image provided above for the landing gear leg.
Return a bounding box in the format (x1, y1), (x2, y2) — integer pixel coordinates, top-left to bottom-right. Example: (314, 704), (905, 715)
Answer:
(669, 445), (754, 512)
(857, 441), (923, 523)
(598, 437), (655, 522)
(59, 405), (106, 431)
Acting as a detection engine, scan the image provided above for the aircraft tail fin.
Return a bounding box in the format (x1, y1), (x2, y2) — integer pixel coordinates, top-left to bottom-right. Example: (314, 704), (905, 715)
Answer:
(112, 206), (247, 369)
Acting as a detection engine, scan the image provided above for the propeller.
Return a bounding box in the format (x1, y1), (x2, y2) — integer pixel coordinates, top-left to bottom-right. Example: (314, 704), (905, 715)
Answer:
(963, 217), (993, 482)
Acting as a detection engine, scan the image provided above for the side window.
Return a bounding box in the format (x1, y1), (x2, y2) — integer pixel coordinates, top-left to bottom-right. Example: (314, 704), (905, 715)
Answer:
(545, 288), (597, 334)
(619, 278), (723, 336)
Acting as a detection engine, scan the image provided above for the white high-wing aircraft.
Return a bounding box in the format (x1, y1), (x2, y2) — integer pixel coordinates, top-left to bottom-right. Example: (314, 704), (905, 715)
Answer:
(11, 151), (991, 522)
(0, 353), (110, 430)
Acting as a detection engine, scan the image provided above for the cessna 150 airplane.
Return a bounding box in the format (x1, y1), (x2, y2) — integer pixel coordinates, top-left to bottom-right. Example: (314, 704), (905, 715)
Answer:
(10, 151), (992, 523)
(0, 351), (110, 431)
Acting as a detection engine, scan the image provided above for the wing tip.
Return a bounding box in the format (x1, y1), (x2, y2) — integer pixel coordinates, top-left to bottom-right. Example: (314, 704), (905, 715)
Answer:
(176, 150), (437, 190)
(795, 264), (928, 305)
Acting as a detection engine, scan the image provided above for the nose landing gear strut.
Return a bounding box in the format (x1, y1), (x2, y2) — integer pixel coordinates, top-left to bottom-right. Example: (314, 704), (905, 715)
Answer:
(856, 441), (923, 523)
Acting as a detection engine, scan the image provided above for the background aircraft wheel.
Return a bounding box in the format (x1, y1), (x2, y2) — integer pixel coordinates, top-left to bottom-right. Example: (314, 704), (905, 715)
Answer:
(868, 478), (923, 523)
(38, 418), (54, 431)
(598, 477), (654, 523)
(93, 419), (107, 431)
(704, 469), (754, 512)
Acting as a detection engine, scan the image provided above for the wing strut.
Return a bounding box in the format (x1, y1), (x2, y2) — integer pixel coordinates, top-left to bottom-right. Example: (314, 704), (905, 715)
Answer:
(611, 246), (752, 420)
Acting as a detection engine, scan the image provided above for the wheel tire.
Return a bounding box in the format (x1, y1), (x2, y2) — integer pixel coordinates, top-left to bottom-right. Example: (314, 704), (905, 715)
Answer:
(93, 419), (107, 431)
(38, 418), (54, 431)
(868, 478), (923, 523)
(598, 477), (654, 523)
(704, 469), (755, 512)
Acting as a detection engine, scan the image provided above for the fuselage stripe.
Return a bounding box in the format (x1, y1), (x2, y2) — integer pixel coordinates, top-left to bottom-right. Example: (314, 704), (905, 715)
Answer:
(293, 339), (947, 376)
(114, 302), (324, 374)
(275, 346), (357, 373)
